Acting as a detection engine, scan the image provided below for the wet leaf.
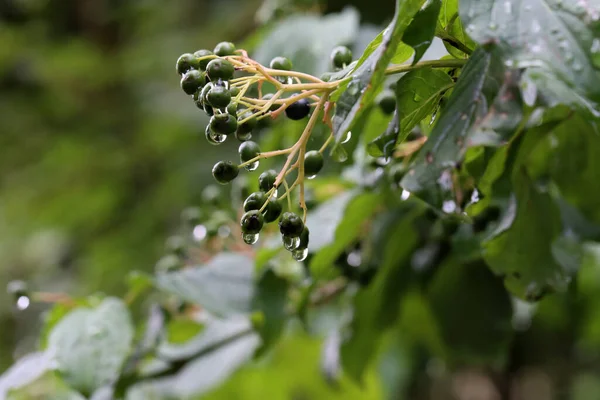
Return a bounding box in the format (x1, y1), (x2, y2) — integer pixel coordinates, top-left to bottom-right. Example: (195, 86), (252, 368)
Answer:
(47, 298), (134, 395)
(155, 253), (255, 317)
(0, 353), (53, 398)
(252, 268), (289, 355)
(367, 111), (399, 158)
(460, 0), (600, 112)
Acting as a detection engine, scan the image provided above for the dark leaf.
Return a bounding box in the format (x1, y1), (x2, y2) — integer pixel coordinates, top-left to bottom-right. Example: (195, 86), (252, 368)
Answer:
(404, 0), (442, 64)
(367, 111), (399, 157)
(252, 268), (290, 355)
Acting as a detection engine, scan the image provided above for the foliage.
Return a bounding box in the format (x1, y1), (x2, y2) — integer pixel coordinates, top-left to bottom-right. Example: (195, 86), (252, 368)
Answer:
(2, 0), (600, 399)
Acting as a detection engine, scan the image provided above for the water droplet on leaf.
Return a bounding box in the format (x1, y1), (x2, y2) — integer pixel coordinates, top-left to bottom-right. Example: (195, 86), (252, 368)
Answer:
(341, 131), (352, 144)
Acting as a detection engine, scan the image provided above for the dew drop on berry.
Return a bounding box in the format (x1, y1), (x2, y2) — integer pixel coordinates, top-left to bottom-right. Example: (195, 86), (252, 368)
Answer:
(283, 235), (301, 251)
(16, 295), (30, 311)
(209, 130), (227, 144)
(292, 248), (308, 261)
(245, 160), (259, 171)
(243, 233), (259, 245)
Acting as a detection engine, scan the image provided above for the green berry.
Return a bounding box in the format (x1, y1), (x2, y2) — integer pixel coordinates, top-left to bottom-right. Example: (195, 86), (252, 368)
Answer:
(235, 130), (252, 142)
(263, 198), (283, 223)
(181, 206), (203, 226)
(165, 235), (186, 257)
(303, 150), (324, 177)
(377, 90), (396, 114)
(6, 280), (28, 298)
(258, 169), (277, 192)
(193, 49), (214, 70)
(241, 210), (264, 234)
(210, 113), (237, 135)
(227, 102), (238, 116)
(261, 93), (281, 111)
(229, 86), (240, 97)
(269, 56), (293, 71)
(279, 212), (304, 237)
(176, 53), (198, 74)
(206, 58), (235, 81)
(239, 141), (261, 163)
(180, 70), (206, 95)
(243, 191), (267, 212)
(206, 85), (231, 108)
(214, 41), (236, 56)
(331, 46), (353, 69)
(212, 161), (239, 184)
(237, 110), (257, 134)
(155, 254), (182, 273)
(285, 98), (310, 120)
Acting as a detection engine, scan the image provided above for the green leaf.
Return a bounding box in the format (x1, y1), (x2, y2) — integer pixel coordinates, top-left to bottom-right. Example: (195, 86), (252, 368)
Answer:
(253, 8), (360, 76)
(367, 111), (399, 158)
(155, 253), (255, 317)
(157, 315), (254, 362)
(252, 268), (290, 355)
(332, 0), (427, 142)
(400, 48), (510, 209)
(341, 211), (419, 383)
(394, 67), (454, 141)
(437, 0), (476, 57)
(484, 170), (569, 300)
(404, 0), (442, 64)
(460, 0), (600, 112)
(309, 191), (382, 280)
(47, 298), (134, 395)
(0, 353), (53, 398)
(428, 260), (513, 363)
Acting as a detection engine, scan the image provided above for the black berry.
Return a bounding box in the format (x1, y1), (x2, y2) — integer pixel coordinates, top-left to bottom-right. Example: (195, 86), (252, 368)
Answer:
(180, 70), (206, 95)
(377, 90), (396, 114)
(303, 150), (324, 177)
(269, 56), (293, 71)
(210, 113), (237, 135)
(285, 98), (310, 120)
(193, 49), (214, 70)
(241, 210), (264, 234)
(279, 212), (304, 237)
(206, 85), (231, 108)
(258, 169), (277, 192)
(239, 141), (261, 163)
(243, 191), (267, 212)
(263, 198), (283, 223)
(212, 161), (239, 184)
(206, 58), (235, 81)
(176, 53), (198, 74)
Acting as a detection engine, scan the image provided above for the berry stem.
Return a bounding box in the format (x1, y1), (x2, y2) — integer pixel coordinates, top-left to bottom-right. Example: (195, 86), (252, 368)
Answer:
(282, 178), (293, 210)
(237, 148), (293, 168)
(319, 134), (334, 153)
(384, 58), (467, 76)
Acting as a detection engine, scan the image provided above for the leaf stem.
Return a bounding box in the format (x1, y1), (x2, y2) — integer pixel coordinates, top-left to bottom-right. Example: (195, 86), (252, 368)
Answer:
(385, 59), (467, 76)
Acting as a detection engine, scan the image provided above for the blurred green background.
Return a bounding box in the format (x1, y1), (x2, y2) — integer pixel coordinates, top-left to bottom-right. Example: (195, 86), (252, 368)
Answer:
(0, 0), (392, 375)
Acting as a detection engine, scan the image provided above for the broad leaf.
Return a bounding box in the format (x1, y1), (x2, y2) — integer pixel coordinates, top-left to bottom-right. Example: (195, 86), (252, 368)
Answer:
(252, 268), (290, 355)
(332, 0), (427, 142)
(253, 8), (360, 76)
(437, 0), (477, 57)
(367, 111), (399, 158)
(0, 353), (53, 398)
(309, 191), (382, 280)
(428, 260), (513, 363)
(395, 67), (454, 141)
(341, 212), (419, 383)
(155, 253), (255, 317)
(400, 48), (509, 209)
(404, 0), (442, 64)
(47, 298), (134, 395)
(460, 0), (600, 112)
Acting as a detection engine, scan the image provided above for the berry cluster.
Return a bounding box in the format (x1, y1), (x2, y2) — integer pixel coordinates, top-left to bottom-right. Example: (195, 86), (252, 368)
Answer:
(176, 43), (353, 258)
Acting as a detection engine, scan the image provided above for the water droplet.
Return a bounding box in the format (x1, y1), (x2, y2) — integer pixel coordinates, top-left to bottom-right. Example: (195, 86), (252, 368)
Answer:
(307, 175), (316, 180)
(413, 92), (423, 102)
(272, 188), (278, 197)
(442, 200), (457, 213)
(460, 113), (468, 121)
(243, 233), (259, 245)
(425, 152), (434, 164)
(591, 38), (600, 67)
(347, 251), (362, 267)
(292, 248), (308, 261)
(401, 190), (411, 201)
(332, 145), (348, 162)
(488, 22), (498, 31)
(16, 296), (30, 310)
(341, 131), (352, 144)
(218, 225), (231, 238)
(193, 224), (207, 241)
(206, 126), (226, 144)
(245, 160), (259, 171)
(504, 1), (512, 14)
(347, 82), (360, 96)
(283, 235), (301, 251)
